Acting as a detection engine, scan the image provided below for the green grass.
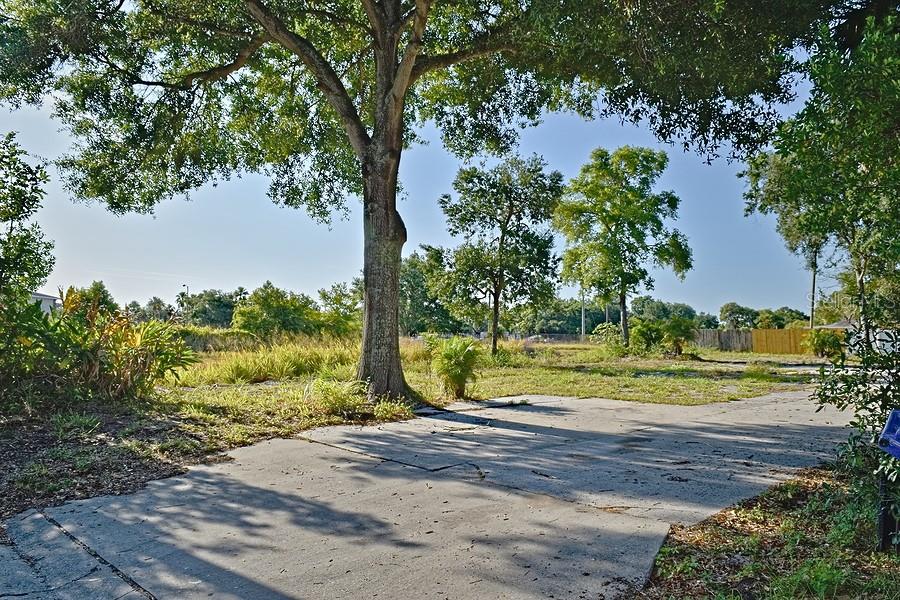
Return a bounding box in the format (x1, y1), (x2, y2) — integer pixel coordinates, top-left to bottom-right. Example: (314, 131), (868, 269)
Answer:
(2, 338), (810, 521)
(639, 467), (900, 599)
(175, 339), (813, 406)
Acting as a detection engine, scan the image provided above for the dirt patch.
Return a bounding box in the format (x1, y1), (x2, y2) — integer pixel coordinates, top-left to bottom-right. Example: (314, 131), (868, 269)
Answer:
(0, 406), (211, 521)
(636, 467), (900, 599)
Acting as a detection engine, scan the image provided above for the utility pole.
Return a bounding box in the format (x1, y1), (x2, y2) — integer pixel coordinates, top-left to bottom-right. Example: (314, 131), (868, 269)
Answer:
(580, 288), (586, 342)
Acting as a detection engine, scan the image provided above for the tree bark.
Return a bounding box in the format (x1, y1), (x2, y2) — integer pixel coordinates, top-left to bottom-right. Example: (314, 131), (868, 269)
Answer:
(619, 290), (629, 347)
(356, 146), (408, 398)
(809, 256), (817, 328)
(490, 289), (501, 355)
(855, 260), (872, 352)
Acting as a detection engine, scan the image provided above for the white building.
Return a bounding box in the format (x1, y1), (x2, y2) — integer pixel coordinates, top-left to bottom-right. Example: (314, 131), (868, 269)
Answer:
(29, 291), (60, 314)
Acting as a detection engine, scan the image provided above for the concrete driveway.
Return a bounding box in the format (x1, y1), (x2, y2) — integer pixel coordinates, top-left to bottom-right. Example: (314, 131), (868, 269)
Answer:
(2, 391), (848, 599)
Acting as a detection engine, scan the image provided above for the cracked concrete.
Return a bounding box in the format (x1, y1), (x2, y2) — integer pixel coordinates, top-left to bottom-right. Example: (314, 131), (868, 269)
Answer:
(2, 391), (848, 599)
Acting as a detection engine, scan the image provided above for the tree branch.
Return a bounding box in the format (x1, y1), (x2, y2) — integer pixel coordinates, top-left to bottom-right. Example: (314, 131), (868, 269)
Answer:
(95, 37), (265, 92)
(182, 36), (267, 87)
(390, 0), (432, 102)
(411, 33), (514, 83)
(361, 0), (386, 43)
(245, 0), (371, 156)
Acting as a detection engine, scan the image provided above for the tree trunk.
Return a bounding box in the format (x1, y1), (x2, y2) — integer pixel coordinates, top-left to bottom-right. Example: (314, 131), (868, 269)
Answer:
(855, 261), (871, 352)
(809, 258), (817, 328)
(490, 290), (500, 355)
(619, 290), (629, 347)
(356, 148), (408, 398)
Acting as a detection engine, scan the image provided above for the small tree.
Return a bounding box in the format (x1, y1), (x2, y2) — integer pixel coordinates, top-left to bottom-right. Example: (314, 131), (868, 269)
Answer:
(555, 146), (692, 347)
(317, 281), (363, 337)
(743, 152), (830, 328)
(0, 133), (53, 299)
(398, 251), (463, 336)
(231, 281), (320, 337)
(431, 156), (563, 354)
(719, 302), (759, 329)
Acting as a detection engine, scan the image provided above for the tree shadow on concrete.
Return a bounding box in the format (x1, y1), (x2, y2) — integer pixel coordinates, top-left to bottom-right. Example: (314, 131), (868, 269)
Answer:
(17, 399), (848, 599)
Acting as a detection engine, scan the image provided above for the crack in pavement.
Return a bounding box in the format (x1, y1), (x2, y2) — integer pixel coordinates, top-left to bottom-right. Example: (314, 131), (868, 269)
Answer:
(37, 510), (157, 600)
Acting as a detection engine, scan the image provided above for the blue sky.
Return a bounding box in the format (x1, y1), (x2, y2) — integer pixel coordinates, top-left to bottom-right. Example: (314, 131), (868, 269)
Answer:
(3, 104), (823, 315)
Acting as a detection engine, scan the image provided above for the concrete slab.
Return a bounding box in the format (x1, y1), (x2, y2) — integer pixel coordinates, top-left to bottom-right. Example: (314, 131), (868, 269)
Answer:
(302, 393), (847, 524)
(2, 510), (137, 599)
(2, 391), (849, 599)
(38, 439), (669, 599)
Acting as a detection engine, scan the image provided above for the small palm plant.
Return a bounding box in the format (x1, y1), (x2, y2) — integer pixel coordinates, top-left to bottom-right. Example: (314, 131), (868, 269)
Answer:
(432, 336), (481, 399)
(663, 317), (696, 357)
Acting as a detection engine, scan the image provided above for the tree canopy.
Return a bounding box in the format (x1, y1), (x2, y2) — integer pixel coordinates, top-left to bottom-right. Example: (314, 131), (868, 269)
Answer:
(0, 0), (867, 396)
(744, 17), (900, 334)
(555, 146), (692, 346)
(398, 251), (462, 336)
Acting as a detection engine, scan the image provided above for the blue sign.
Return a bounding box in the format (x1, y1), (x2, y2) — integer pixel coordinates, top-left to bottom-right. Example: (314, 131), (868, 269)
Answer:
(879, 410), (900, 460)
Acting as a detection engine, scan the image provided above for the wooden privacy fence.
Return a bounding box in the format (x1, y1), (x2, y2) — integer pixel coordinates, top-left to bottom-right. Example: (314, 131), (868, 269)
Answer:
(694, 328), (812, 354)
(751, 328), (810, 355)
(694, 329), (752, 352)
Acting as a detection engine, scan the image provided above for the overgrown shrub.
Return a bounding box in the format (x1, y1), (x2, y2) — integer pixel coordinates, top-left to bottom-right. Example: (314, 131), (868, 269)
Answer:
(590, 322), (627, 357)
(431, 336), (481, 399)
(804, 328), (845, 361)
(663, 317), (696, 356)
(305, 379), (368, 418)
(0, 291), (197, 407)
(631, 319), (664, 353)
(231, 281), (321, 337)
(815, 342), (900, 541)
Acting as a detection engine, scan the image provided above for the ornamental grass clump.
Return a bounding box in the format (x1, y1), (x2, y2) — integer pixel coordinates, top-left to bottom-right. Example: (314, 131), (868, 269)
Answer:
(431, 336), (481, 399)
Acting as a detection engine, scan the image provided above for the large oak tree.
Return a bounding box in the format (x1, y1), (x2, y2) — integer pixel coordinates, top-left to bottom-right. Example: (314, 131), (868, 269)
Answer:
(0, 0), (870, 396)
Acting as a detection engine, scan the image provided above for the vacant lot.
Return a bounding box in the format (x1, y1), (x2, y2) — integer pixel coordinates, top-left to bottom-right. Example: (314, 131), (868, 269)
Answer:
(1, 339), (822, 522)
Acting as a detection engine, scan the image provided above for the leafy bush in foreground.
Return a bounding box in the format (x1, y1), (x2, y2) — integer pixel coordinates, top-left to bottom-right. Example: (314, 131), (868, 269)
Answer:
(0, 291), (197, 408)
(432, 336), (481, 399)
(630, 319), (664, 353)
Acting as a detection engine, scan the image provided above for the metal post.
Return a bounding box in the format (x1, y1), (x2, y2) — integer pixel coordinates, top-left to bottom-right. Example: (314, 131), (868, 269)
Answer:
(877, 473), (899, 552)
(580, 289), (585, 342)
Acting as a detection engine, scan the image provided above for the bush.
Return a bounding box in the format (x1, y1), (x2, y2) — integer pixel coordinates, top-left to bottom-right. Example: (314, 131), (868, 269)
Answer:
(663, 317), (696, 356)
(0, 291), (197, 407)
(815, 342), (900, 537)
(590, 322), (627, 357)
(804, 328), (845, 361)
(631, 319), (664, 353)
(231, 281), (321, 337)
(432, 336), (481, 399)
